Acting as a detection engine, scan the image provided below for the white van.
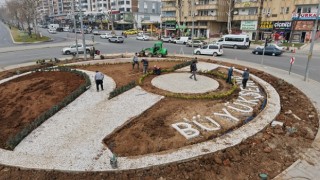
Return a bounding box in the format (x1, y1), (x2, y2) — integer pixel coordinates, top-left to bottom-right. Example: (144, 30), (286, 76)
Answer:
(217, 34), (250, 49)
(174, 36), (190, 44)
(194, 44), (223, 56)
(48, 24), (59, 30)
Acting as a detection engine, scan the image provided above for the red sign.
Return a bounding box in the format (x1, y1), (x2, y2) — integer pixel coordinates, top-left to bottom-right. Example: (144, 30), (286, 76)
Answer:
(290, 57), (295, 64)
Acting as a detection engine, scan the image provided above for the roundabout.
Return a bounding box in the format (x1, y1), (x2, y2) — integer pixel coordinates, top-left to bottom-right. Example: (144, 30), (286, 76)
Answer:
(0, 56), (319, 179)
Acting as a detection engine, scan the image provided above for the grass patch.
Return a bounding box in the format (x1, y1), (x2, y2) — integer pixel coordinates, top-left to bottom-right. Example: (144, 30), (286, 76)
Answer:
(10, 27), (51, 43)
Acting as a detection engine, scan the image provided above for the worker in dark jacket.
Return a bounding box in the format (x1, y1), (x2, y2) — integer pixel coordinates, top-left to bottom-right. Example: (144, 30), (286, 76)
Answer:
(242, 68), (250, 89)
(141, 58), (149, 74)
(189, 58), (198, 81)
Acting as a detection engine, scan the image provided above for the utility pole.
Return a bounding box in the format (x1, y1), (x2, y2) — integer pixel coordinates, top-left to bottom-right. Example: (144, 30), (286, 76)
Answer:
(191, 0), (195, 54)
(79, 0), (87, 60)
(256, 0), (264, 41)
(304, 1), (320, 81)
(72, 0), (79, 57)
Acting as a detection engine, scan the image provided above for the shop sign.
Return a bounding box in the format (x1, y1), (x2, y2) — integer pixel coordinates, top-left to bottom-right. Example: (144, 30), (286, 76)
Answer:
(260, 21), (273, 30)
(240, 21), (257, 31)
(294, 21), (314, 31)
(273, 21), (292, 30)
(292, 13), (320, 20)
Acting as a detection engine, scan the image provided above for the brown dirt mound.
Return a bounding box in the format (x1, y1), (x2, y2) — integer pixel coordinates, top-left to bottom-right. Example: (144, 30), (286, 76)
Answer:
(0, 71), (85, 149)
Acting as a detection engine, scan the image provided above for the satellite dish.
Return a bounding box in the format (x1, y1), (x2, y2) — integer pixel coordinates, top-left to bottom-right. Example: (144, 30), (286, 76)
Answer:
(233, 11), (238, 15)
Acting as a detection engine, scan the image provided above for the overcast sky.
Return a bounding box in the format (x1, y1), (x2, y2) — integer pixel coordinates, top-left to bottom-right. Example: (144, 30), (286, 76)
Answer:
(0, 0), (5, 6)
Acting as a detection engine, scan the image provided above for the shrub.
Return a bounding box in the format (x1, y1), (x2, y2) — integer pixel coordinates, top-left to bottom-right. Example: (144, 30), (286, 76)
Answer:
(108, 81), (136, 99)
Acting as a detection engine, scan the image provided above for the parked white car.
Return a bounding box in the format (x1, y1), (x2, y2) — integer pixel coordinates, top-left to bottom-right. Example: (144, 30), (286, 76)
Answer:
(48, 29), (57, 34)
(194, 44), (223, 56)
(100, 33), (113, 39)
(136, 34), (150, 41)
(256, 43), (286, 51)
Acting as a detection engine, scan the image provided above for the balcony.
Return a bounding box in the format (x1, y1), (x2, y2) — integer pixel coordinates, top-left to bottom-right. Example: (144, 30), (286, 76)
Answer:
(161, 5), (176, 12)
(162, 16), (176, 21)
(162, 0), (176, 2)
(195, 3), (218, 10)
(234, 0), (259, 8)
(195, 15), (217, 21)
(295, 0), (319, 5)
(233, 14), (258, 21)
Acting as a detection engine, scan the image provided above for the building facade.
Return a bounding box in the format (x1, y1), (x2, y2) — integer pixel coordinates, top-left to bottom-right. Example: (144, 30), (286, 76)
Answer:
(233, 0), (320, 42)
(162, 0), (229, 38)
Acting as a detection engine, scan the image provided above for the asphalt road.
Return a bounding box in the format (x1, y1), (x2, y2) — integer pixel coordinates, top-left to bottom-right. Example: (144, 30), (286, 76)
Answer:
(1, 29), (320, 82)
(0, 21), (14, 48)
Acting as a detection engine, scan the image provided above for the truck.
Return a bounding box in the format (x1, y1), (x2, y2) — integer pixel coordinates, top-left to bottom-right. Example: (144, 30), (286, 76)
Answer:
(61, 44), (93, 55)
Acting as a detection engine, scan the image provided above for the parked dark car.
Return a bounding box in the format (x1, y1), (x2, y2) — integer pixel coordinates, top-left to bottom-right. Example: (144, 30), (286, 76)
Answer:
(109, 36), (124, 43)
(252, 46), (283, 56)
(56, 27), (63, 32)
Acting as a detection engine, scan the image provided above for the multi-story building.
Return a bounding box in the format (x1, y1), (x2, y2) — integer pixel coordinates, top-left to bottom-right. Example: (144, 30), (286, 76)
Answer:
(233, 0), (320, 42)
(161, 0), (229, 38)
(37, 0), (50, 20)
(291, 0), (320, 42)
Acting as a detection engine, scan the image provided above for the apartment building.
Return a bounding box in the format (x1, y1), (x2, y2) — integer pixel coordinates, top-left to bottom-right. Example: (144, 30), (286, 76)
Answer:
(233, 0), (320, 42)
(161, 0), (229, 38)
(37, 0), (50, 19)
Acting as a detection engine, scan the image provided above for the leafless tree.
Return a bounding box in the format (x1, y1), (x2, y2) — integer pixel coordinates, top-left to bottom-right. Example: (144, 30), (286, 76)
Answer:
(5, 0), (22, 29)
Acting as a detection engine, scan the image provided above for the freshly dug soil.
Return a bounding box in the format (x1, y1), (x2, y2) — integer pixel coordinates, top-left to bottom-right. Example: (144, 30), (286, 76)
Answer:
(0, 71), (85, 149)
(0, 59), (318, 180)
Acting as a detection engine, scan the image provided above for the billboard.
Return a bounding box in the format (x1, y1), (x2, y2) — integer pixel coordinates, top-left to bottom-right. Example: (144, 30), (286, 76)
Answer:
(292, 13), (320, 20)
(240, 21), (257, 31)
(294, 21), (314, 31)
(273, 21), (292, 30)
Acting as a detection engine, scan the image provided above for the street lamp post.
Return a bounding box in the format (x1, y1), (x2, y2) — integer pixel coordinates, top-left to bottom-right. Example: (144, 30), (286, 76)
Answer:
(72, 0), (79, 57)
(191, 0), (195, 54)
(304, 1), (320, 81)
(79, 1), (87, 60)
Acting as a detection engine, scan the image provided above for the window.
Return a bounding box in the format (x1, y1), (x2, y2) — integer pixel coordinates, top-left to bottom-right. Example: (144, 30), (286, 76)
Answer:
(285, 7), (289, 14)
(126, 1), (130, 4)
(209, 45), (218, 49)
(225, 37), (244, 42)
(302, 7), (311, 13)
(119, 7), (124, 11)
(127, 8), (131, 11)
(280, 7), (284, 14)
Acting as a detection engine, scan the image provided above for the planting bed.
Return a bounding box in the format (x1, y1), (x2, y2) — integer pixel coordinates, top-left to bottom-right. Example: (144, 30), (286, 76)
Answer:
(0, 59), (318, 179)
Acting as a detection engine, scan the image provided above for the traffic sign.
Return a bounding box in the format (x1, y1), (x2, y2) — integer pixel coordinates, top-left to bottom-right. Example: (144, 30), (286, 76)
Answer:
(290, 57), (295, 64)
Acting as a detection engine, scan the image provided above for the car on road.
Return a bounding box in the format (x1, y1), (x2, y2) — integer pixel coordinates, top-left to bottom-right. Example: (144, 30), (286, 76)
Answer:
(252, 46), (283, 56)
(109, 36), (124, 43)
(92, 29), (100, 35)
(136, 34), (150, 41)
(186, 40), (205, 47)
(61, 43), (93, 55)
(194, 44), (223, 56)
(161, 36), (174, 43)
(173, 36), (190, 44)
(100, 33), (113, 39)
(256, 43), (286, 52)
(124, 29), (138, 35)
(56, 27), (64, 32)
(63, 27), (70, 32)
(48, 29), (57, 34)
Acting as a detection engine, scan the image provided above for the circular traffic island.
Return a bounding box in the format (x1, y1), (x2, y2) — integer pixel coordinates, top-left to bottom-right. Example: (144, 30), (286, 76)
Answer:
(0, 57), (318, 180)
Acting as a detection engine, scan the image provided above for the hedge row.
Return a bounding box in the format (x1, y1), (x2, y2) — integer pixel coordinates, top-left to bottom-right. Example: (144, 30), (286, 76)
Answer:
(5, 67), (91, 150)
(108, 81), (136, 100)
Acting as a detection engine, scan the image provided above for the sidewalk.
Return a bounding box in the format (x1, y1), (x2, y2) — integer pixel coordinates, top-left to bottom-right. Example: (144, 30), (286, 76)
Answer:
(296, 38), (320, 55)
(0, 40), (96, 53)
